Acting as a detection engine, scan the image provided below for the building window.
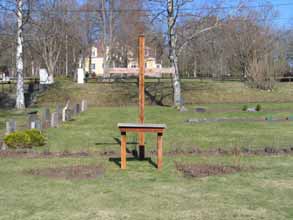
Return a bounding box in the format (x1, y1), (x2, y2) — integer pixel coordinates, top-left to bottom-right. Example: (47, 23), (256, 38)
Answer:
(91, 64), (95, 70)
(92, 51), (96, 57)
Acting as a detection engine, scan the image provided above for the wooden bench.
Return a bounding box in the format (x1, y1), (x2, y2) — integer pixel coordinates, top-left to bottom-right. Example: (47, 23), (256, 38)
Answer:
(118, 123), (167, 170)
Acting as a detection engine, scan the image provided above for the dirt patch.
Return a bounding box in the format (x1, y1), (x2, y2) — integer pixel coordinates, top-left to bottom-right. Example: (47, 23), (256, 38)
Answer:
(149, 146), (293, 157)
(175, 163), (242, 178)
(25, 165), (104, 180)
(0, 150), (90, 159)
(185, 117), (287, 123)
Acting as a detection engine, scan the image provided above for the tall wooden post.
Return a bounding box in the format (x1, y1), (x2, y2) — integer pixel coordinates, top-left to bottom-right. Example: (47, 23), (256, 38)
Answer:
(138, 35), (145, 159)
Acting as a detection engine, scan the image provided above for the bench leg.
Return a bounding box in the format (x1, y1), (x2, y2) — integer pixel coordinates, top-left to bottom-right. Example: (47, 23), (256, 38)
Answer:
(138, 132), (145, 159)
(121, 132), (127, 169)
(157, 133), (163, 169)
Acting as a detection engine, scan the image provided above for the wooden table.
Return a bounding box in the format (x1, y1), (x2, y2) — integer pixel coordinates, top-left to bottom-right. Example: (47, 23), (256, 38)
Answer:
(117, 123), (167, 170)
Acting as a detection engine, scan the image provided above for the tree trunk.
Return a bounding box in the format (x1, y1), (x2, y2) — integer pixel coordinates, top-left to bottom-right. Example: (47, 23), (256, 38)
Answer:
(167, 0), (182, 108)
(193, 58), (197, 78)
(65, 34), (68, 77)
(15, 0), (25, 109)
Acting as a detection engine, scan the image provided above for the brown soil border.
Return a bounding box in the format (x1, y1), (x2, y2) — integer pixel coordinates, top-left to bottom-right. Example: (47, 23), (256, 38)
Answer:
(1, 146), (292, 159)
(175, 163), (244, 178)
(151, 146), (293, 156)
(24, 165), (104, 180)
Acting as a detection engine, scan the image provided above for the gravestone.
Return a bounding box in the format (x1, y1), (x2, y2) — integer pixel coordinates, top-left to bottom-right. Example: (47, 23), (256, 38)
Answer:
(81, 100), (88, 112)
(42, 108), (51, 128)
(77, 68), (84, 84)
(179, 106), (188, 112)
(50, 112), (59, 128)
(39, 69), (49, 85)
(74, 103), (80, 115)
(28, 114), (38, 129)
(65, 109), (73, 121)
(195, 107), (207, 113)
(265, 115), (273, 121)
(5, 120), (16, 135)
(35, 119), (42, 130)
(62, 100), (70, 122)
(56, 104), (63, 121)
(247, 108), (257, 112)
(287, 115), (293, 121)
(39, 69), (54, 85)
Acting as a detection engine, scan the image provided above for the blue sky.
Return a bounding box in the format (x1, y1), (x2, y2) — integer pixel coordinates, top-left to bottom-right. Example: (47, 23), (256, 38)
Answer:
(77, 0), (292, 28)
(269, 0), (293, 27)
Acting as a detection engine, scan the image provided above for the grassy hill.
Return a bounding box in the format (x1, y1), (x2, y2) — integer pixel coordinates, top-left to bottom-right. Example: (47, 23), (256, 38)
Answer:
(35, 79), (293, 107)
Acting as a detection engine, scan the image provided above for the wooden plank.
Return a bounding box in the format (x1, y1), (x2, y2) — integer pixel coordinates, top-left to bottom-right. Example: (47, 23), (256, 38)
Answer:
(138, 35), (145, 159)
(157, 133), (163, 170)
(121, 132), (127, 169)
(119, 127), (165, 133)
(117, 123), (167, 128)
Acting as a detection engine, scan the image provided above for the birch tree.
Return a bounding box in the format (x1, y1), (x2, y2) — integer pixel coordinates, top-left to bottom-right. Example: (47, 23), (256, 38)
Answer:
(167, 0), (181, 108)
(15, 0), (25, 109)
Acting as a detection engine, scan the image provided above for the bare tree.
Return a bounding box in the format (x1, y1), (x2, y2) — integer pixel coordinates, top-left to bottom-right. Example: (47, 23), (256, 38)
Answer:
(15, 0), (25, 109)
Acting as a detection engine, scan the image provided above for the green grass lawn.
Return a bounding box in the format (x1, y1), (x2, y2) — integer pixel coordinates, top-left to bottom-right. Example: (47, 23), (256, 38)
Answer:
(1, 104), (293, 219)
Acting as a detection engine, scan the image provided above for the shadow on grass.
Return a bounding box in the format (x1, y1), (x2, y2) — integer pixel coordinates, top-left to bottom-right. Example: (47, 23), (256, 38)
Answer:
(109, 157), (157, 169)
(95, 137), (139, 146)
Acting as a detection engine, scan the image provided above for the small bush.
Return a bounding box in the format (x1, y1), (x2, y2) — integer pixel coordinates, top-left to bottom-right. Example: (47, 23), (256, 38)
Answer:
(242, 105), (248, 111)
(4, 129), (45, 149)
(256, 104), (261, 112)
(25, 129), (46, 146)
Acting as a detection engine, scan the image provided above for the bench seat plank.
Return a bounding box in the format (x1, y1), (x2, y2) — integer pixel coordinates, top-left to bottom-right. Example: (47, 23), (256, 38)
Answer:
(117, 123), (167, 129)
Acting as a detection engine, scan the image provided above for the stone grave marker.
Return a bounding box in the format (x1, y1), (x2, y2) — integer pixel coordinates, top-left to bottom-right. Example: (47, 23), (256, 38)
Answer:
(42, 108), (51, 128)
(65, 109), (73, 121)
(28, 114), (38, 129)
(74, 103), (81, 115)
(5, 120), (16, 135)
(56, 104), (63, 121)
(81, 100), (87, 112)
(50, 112), (59, 128)
(265, 115), (273, 121)
(287, 115), (293, 121)
(62, 100), (70, 122)
(77, 68), (85, 84)
(35, 119), (42, 130)
(247, 108), (256, 112)
(195, 107), (206, 113)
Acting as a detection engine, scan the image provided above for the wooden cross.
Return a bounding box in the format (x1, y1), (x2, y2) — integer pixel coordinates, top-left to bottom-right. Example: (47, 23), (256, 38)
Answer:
(138, 35), (145, 159)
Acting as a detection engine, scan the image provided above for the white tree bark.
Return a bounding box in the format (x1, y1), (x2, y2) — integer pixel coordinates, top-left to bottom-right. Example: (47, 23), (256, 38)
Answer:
(167, 0), (182, 108)
(15, 0), (25, 109)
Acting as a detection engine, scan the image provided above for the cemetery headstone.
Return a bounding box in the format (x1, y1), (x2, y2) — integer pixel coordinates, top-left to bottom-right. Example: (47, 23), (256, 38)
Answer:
(74, 103), (81, 115)
(28, 114), (38, 129)
(81, 100), (88, 112)
(287, 115), (293, 121)
(35, 119), (42, 130)
(39, 69), (54, 85)
(77, 68), (84, 84)
(179, 106), (188, 112)
(50, 112), (59, 128)
(6, 120), (16, 135)
(265, 115), (273, 121)
(39, 69), (49, 85)
(247, 108), (257, 112)
(65, 109), (73, 121)
(62, 100), (70, 122)
(195, 107), (206, 113)
(42, 108), (51, 128)
(56, 104), (63, 121)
